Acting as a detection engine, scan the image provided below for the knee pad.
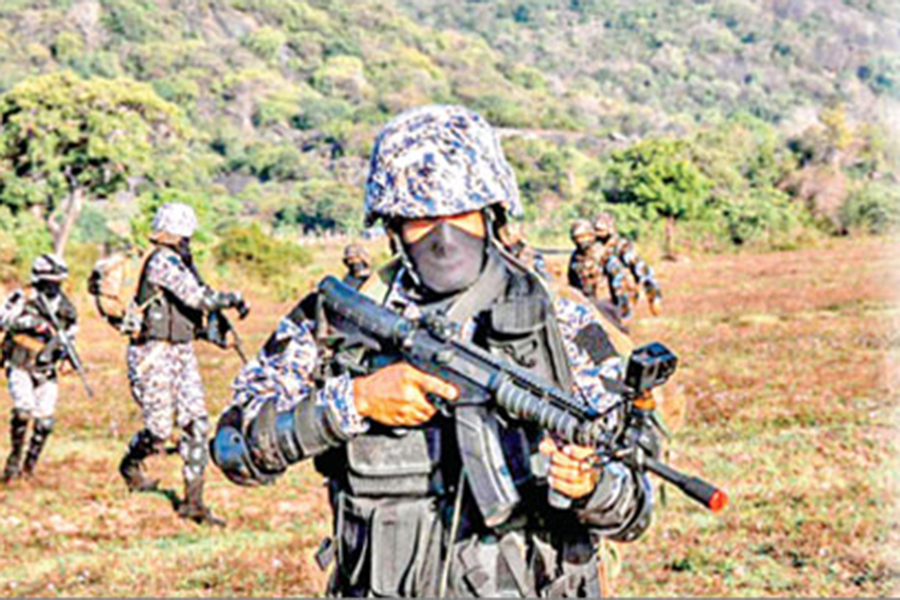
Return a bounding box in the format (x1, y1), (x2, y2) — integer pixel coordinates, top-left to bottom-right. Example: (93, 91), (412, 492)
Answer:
(33, 418), (55, 435)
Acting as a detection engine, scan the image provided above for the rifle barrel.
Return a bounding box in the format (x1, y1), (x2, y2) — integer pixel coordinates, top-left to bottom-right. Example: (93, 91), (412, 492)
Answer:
(644, 456), (728, 512)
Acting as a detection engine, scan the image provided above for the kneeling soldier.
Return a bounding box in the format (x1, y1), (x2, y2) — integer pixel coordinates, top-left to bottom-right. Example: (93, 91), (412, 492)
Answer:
(215, 106), (654, 596)
(1, 255), (76, 482)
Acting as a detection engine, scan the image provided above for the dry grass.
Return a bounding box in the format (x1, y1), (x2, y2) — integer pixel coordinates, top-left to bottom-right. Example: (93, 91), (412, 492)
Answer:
(0, 237), (897, 597)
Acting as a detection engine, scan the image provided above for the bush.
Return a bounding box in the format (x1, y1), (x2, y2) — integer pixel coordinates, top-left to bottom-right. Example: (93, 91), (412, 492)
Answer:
(839, 182), (900, 234)
(214, 223), (312, 295)
(721, 190), (808, 247)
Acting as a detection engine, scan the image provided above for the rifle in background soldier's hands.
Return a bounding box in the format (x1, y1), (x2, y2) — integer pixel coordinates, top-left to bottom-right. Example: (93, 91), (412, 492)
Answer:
(34, 294), (93, 399)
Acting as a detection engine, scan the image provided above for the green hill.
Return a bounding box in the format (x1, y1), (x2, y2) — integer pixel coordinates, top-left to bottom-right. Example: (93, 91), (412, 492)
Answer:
(398, 0), (900, 132)
(0, 0), (896, 284)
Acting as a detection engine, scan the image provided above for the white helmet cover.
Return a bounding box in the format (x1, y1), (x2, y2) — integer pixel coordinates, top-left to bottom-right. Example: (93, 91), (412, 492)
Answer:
(152, 203), (198, 239)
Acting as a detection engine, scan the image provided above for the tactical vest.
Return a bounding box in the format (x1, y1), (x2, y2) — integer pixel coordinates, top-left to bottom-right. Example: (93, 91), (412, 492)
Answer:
(315, 251), (609, 597)
(317, 251), (576, 512)
(134, 247), (204, 344)
(2, 291), (77, 373)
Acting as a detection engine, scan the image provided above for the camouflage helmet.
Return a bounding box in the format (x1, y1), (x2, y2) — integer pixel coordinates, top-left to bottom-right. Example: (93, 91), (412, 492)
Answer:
(31, 254), (69, 284)
(364, 105), (522, 226)
(152, 203), (198, 239)
(343, 243), (371, 265)
(593, 212), (617, 239)
(570, 219), (595, 243)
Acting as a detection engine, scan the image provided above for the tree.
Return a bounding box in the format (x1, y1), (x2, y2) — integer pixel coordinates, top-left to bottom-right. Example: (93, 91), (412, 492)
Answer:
(606, 139), (712, 257)
(0, 71), (187, 254)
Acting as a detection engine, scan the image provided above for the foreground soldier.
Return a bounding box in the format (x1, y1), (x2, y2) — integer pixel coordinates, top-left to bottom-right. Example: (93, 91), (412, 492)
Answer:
(342, 243), (372, 290)
(120, 202), (247, 526)
(593, 214), (663, 316)
(1, 255), (76, 482)
(215, 106), (653, 597)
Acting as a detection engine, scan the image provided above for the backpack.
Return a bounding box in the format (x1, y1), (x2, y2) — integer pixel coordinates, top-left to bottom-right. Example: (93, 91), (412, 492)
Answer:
(87, 251), (156, 337)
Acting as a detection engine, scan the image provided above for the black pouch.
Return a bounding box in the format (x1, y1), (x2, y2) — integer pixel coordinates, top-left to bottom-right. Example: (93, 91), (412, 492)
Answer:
(369, 498), (438, 597)
(486, 298), (554, 380)
(346, 430), (434, 497)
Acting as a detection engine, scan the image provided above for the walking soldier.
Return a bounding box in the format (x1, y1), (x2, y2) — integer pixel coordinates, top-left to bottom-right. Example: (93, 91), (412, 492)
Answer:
(120, 202), (248, 526)
(1, 255), (76, 482)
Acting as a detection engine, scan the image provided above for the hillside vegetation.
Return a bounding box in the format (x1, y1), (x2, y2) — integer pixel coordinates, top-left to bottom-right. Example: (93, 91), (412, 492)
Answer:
(399, 0), (900, 132)
(0, 0), (896, 288)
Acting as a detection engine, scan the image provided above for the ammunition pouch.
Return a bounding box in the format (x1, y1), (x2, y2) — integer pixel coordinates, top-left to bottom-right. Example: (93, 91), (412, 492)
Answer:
(335, 494), (441, 597)
(345, 428), (439, 497)
(531, 532), (601, 598)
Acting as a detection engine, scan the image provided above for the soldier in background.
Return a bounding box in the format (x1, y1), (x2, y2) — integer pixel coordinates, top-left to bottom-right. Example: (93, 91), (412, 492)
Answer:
(0, 255), (76, 483)
(497, 221), (550, 278)
(568, 219), (631, 316)
(593, 214), (663, 317)
(342, 243), (372, 290)
(119, 202), (248, 526)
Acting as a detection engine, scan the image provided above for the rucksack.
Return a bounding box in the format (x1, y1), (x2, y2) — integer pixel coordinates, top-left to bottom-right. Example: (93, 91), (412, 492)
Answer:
(87, 251), (157, 337)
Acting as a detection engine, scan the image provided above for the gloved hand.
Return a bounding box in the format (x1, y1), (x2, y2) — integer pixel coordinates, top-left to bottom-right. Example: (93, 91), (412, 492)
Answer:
(36, 337), (66, 367)
(353, 362), (458, 427)
(540, 437), (600, 500)
(203, 291), (250, 319)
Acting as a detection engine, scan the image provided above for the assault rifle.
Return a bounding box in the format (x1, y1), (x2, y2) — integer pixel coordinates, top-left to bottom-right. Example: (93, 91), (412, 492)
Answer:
(317, 277), (727, 527)
(35, 294), (94, 399)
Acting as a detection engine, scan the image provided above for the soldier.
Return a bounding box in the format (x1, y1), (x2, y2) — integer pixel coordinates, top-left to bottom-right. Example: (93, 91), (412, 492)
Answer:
(593, 213), (663, 316)
(498, 221), (550, 278)
(342, 243), (372, 290)
(213, 105), (654, 597)
(567, 219), (597, 295)
(1, 255), (76, 483)
(120, 202), (248, 526)
(568, 219), (633, 320)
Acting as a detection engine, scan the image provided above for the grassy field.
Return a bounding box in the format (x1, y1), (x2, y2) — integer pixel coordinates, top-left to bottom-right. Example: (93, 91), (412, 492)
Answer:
(0, 237), (897, 597)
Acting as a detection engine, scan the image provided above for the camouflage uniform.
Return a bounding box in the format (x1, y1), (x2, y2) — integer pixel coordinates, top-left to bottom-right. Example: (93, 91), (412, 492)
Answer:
(1, 255), (76, 482)
(593, 214), (662, 316)
(214, 106), (653, 597)
(121, 203), (246, 526)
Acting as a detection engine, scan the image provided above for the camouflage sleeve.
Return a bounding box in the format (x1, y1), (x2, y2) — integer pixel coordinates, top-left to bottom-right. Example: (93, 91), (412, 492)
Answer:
(231, 314), (368, 437)
(144, 249), (208, 310)
(552, 295), (623, 419)
(553, 294), (653, 540)
(0, 290), (28, 330)
(619, 241), (658, 292)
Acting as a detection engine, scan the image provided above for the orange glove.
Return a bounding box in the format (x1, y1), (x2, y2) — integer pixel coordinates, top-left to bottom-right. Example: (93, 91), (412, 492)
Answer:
(353, 362), (458, 427)
(540, 437), (599, 500)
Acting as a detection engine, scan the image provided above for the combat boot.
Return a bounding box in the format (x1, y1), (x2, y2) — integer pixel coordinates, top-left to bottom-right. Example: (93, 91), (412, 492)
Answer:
(178, 477), (225, 527)
(2, 410), (29, 484)
(119, 430), (161, 492)
(22, 418), (53, 476)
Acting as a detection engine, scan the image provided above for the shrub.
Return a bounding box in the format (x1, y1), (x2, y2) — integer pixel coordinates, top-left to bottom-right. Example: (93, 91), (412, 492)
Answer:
(214, 223), (312, 293)
(839, 182), (900, 234)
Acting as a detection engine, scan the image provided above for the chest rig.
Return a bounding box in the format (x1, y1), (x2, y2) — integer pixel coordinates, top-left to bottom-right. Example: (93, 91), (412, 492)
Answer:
(134, 247), (204, 344)
(319, 250), (575, 520)
(2, 290), (76, 373)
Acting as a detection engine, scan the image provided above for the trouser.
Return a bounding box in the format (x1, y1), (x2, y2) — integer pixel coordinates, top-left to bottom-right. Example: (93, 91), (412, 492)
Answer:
(7, 367), (58, 420)
(328, 494), (602, 598)
(126, 341), (209, 484)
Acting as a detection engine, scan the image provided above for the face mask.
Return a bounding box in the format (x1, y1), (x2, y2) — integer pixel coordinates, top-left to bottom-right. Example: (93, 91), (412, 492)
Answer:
(406, 221), (486, 296)
(36, 281), (60, 299)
